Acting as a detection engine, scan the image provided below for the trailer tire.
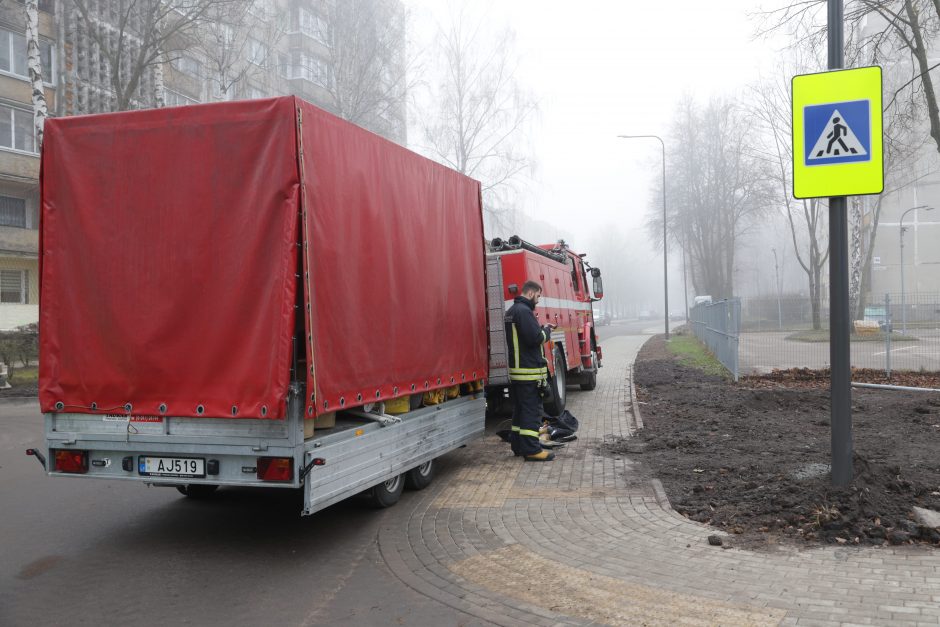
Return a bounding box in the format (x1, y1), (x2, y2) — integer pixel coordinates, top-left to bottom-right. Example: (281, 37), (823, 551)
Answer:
(369, 474), (404, 508)
(404, 459), (435, 490)
(580, 370), (597, 391)
(176, 484), (219, 499)
(543, 348), (567, 416)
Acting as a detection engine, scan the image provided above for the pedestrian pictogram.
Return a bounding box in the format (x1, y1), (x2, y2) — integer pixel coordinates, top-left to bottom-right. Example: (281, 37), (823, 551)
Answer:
(791, 66), (883, 199)
(804, 100), (870, 165)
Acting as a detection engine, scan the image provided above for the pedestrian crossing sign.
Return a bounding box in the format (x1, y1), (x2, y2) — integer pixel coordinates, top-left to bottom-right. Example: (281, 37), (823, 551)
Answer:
(792, 66), (883, 199)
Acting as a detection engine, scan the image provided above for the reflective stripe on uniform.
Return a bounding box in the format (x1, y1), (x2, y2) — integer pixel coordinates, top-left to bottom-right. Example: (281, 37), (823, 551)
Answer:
(511, 323), (521, 369)
(509, 374), (545, 381)
(511, 426), (539, 438)
(509, 367), (547, 375)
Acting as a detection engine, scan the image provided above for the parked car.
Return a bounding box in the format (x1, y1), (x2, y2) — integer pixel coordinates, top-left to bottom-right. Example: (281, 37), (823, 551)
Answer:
(638, 310), (658, 320)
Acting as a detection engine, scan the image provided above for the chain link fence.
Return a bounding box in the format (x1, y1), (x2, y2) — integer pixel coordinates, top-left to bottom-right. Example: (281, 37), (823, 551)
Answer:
(689, 298), (741, 381)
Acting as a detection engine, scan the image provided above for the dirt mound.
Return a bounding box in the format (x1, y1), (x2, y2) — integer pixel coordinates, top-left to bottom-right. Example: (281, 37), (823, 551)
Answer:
(625, 335), (940, 548)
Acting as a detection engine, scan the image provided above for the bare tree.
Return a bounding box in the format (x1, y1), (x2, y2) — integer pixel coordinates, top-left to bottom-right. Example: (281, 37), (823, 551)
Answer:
(316, 0), (415, 140)
(25, 0), (46, 147)
(193, 0), (285, 102)
(69, 0), (241, 111)
(419, 5), (537, 235)
(648, 96), (771, 299)
(760, 0), (940, 154)
(751, 52), (830, 329)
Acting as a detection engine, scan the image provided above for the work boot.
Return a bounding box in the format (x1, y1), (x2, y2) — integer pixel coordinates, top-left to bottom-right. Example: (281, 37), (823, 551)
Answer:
(524, 450), (555, 462)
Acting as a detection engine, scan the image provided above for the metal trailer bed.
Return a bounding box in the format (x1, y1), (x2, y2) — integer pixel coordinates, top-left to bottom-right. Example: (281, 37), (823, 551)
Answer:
(38, 387), (484, 516)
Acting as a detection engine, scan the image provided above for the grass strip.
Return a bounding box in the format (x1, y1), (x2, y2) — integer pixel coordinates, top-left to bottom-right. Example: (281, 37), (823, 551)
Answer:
(666, 333), (729, 378)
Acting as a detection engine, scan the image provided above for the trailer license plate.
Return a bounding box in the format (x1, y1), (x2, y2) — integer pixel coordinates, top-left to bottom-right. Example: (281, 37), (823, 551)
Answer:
(139, 456), (205, 478)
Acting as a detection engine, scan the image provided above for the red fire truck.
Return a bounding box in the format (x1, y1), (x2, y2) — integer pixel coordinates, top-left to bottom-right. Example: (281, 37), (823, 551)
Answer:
(486, 235), (604, 416)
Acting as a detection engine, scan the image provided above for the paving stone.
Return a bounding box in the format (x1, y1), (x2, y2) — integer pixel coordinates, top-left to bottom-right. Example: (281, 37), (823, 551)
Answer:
(372, 335), (940, 626)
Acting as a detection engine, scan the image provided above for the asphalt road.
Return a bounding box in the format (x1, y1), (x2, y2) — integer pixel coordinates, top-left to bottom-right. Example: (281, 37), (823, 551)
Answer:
(597, 317), (669, 339)
(0, 322), (660, 626)
(0, 399), (493, 626)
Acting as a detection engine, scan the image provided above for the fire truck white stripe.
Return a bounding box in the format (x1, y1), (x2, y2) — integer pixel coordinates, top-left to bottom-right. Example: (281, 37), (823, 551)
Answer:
(504, 298), (593, 312)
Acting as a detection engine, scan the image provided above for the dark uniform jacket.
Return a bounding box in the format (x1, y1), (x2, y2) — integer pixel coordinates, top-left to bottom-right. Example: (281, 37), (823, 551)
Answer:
(505, 296), (553, 382)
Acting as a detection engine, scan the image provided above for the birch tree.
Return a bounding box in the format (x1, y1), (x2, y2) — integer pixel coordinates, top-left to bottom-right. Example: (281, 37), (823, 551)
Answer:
(420, 5), (537, 235)
(25, 0), (46, 147)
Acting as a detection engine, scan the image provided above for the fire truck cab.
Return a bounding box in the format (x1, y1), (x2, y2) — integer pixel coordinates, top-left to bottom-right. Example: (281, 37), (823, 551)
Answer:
(486, 236), (604, 416)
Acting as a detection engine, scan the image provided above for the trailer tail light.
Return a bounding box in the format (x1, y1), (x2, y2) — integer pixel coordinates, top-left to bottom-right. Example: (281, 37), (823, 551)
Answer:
(257, 457), (293, 482)
(54, 449), (88, 474)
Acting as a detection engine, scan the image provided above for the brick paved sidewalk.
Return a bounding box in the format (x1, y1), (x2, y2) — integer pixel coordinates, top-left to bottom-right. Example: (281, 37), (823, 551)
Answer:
(377, 335), (940, 626)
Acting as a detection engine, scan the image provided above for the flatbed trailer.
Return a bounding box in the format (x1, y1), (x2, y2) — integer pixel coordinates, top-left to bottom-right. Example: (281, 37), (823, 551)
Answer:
(30, 97), (488, 514)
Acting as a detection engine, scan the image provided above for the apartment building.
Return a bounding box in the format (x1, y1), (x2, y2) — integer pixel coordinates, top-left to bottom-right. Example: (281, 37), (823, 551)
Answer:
(0, 0), (406, 331)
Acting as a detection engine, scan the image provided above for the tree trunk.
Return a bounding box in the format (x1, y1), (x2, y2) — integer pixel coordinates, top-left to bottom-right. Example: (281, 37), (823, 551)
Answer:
(153, 53), (166, 108)
(811, 265), (822, 330)
(904, 0), (940, 155)
(25, 0), (47, 148)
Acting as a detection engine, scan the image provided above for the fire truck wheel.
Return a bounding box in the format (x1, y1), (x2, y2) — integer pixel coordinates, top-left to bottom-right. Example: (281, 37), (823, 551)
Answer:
(580, 370), (597, 391)
(543, 349), (567, 416)
(369, 474), (404, 508)
(405, 459), (435, 490)
(176, 484), (219, 499)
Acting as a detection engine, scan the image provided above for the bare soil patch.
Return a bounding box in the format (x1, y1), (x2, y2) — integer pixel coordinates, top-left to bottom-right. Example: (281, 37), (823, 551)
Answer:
(620, 334), (940, 548)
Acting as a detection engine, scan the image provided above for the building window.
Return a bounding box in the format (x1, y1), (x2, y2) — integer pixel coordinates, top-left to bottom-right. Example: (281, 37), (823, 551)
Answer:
(172, 55), (202, 78)
(0, 269), (27, 304)
(292, 51), (331, 88)
(0, 29), (55, 84)
(165, 89), (199, 107)
(248, 38), (267, 66)
(0, 195), (26, 228)
(0, 104), (36, 154)
(298, 8), (329, 45)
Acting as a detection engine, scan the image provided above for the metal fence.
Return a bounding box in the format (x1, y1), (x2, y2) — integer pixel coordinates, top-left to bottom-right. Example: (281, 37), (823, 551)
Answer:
(736, 291), (940, 375)
(689, 298), (741, 381)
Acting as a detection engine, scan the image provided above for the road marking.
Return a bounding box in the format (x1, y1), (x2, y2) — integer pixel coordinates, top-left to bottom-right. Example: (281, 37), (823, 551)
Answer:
(872, 345), (919, 357)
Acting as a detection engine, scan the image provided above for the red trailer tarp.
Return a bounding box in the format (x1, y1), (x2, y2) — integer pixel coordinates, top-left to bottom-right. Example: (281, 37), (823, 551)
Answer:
(296, 101), (487, 417)
(39, 97), (487, 420)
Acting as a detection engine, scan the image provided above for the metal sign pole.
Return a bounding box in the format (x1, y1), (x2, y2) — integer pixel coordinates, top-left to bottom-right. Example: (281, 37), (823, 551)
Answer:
(828, 0), (854, 487)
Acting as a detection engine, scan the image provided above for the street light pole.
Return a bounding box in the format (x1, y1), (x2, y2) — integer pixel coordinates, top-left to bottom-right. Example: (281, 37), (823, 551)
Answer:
(772, 247), (782, 331)
(618, 134), (669, 339)
(899, 205), (933, 335)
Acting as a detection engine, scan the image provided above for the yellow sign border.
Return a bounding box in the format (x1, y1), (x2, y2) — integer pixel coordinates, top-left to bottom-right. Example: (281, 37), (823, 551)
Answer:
(792, 66), (883, 199)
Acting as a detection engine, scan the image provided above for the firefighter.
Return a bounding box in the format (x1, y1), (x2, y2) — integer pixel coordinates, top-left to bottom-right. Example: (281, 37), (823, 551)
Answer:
(505, 280), (556, 461)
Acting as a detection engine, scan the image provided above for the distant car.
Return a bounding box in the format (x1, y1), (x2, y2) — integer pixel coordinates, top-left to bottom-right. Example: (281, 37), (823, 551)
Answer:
(638, 310), (657, 320)
(669, 311), (684, 321)
(593, 309), (610, 326)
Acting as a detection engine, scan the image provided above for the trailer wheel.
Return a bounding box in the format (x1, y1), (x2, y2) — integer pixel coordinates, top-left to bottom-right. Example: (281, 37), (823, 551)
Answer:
(176, 484), (219, 499)
(580, 370), (597, 391)
(369, 474), (404, 508)
(404, 459), (435, 490)
(543, 348), (567, 416)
